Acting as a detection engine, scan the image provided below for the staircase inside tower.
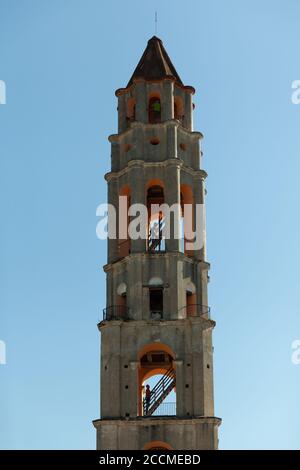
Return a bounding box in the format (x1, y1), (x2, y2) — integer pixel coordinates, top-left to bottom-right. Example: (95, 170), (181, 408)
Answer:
(143, 367), (176, 416)
(148, 216), (165, 252)
(147, 185), (165, 252)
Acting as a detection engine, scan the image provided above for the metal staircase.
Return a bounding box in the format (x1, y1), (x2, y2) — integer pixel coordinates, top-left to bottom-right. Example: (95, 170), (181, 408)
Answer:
(143, 367), (176, 416)
(148, 216), (164, 252)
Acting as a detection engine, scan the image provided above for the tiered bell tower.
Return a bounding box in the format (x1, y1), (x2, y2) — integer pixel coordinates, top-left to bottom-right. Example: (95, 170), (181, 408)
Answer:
(93, 36), (221, 450)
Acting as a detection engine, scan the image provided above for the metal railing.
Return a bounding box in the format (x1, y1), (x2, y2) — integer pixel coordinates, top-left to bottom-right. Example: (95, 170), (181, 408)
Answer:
(148, 237), (165, 252)
(102, 305), (130, 321)
(100, 304), (210, 323)
(179, 304), (211, 318)
(151, 402), (176, 416)
(143, 367), (176, 416)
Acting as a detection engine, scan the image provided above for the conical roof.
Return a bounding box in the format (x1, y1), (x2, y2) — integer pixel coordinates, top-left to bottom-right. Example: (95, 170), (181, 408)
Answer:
(127, 36), (183, 87)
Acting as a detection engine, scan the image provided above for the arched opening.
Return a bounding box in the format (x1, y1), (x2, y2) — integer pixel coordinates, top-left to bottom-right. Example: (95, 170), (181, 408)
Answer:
(138, 343), (176, 417)
(143, 441), (173, 450)
(149, 97), (161, 123)
(118, 186), (131, 258)
(174, 96), (184, 123)
(149, 288), (163, 319)
(126, 98), (136, 126)
(180, 185), (194, 255)
(143, 373), (176, 417)
(186, 282), (196, 317)
(104, 282), (128, 321)
(147, 184), (165, 252)
(116, 282), (128, 318)
(149, 276), (164, 319)
(149, 276), (164, 287)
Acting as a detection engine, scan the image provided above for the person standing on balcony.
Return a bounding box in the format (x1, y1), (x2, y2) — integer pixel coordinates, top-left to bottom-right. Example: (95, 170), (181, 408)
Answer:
(145, 384), (151, 414)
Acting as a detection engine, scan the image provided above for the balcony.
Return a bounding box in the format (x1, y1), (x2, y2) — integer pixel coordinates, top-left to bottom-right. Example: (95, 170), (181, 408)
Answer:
(102, 305), (130, 321)
(150, 305), (210, 320)
(151, 402), (176, 417)
(100, 304), (210, 324)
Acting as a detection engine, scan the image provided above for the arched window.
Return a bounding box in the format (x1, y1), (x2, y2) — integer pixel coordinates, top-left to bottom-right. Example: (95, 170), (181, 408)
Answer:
(143, 441), (173, 450)
(149, 288), (163, 319)
(174, 102), (178, 119)
(138, 343), (176, 418)
(116, 283), (128, 318)
(149, 97), (161, 123)
(149, 276), (164, 287)
(149, 277), (164, 319)
(126, 98), (136, 127)
(147, 185), (165, 252)
(174, 97), (184, 122)
(186, 282), (196, 317)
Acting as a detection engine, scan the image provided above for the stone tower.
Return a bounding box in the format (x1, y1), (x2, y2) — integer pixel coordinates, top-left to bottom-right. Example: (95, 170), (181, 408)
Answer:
(93, 36), (221, 450)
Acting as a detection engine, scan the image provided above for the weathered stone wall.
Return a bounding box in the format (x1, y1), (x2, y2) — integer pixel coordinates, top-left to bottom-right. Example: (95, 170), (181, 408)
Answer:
(94, 417), (220, 450)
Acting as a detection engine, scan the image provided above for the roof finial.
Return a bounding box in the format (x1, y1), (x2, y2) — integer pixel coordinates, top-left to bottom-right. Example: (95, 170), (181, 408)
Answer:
(155, 11), (158, 35)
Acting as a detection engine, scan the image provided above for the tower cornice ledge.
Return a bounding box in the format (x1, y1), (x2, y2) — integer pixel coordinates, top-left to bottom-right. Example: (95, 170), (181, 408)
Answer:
(108, 120), (203, 142)
(115, 78), (195, 98)
(98, 318), (216, 331)
(103, 253), (211, 273)
(108, 119), (204, 143)
(104, 160), (207, 182)
(93, 416), (222, 427)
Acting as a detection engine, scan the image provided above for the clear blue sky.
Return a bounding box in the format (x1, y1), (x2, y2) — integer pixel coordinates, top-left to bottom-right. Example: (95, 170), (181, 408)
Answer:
(0, 0), (300, 450)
